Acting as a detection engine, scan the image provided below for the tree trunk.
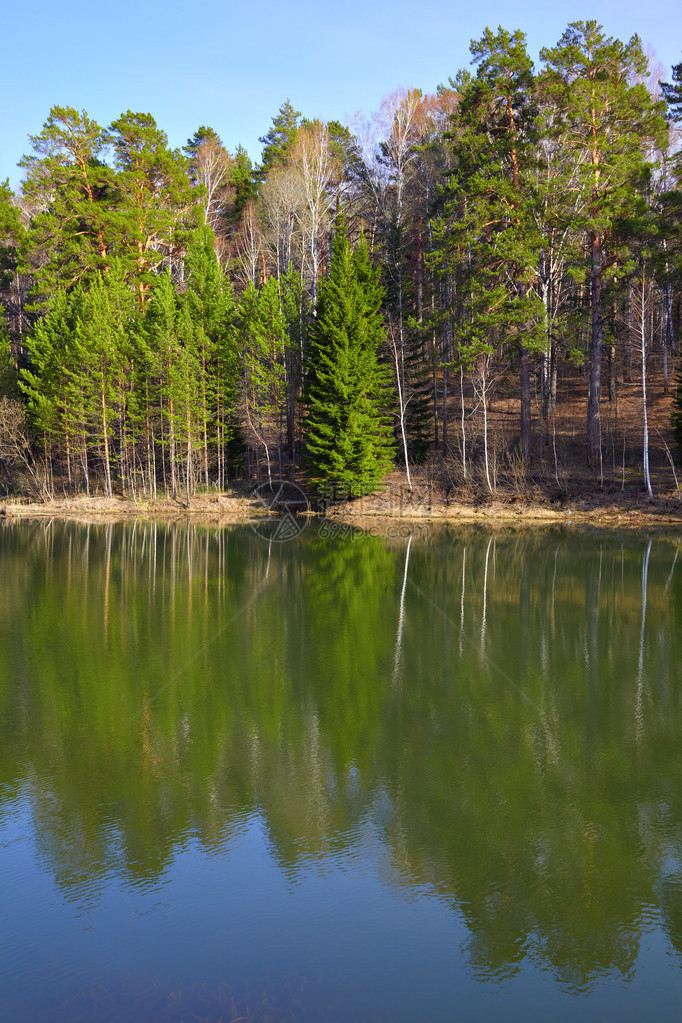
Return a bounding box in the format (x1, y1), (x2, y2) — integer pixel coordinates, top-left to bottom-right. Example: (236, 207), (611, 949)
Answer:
(100, 379), (112, 499)
(587, 234), (603, 465)
(520, 345), (531, 461)
(641, 270), (652, 500)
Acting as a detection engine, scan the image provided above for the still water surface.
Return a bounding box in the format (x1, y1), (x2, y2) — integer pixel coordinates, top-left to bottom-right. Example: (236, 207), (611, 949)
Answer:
(1, 519), (681, 1021)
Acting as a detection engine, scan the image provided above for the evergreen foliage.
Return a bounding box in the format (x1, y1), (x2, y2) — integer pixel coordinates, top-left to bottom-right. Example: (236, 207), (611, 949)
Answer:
(433, 28), (545, 458)
(256, 100), (302, 184)
(304, 221), (394, 497)
(0, 179), (22, 293)
(19, 106), (116, 294)
(230, 146), (257, 220)
(661, 56), (682, 124)
(2, 20), (680, 498)
(540, 22), (667, 461)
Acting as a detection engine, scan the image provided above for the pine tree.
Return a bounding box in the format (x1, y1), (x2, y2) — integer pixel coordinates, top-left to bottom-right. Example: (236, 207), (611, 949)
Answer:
(74, 275), (125, 497)
(184, 226), (238, 488)
(238, 276), (290, 481)
(0, 180), (22, 294)
(19, 107), (116, 294)
(661, 56), (682, 124)
(256, 100), (302, 184)
(20, 287), (80, 493)
(304, 222), (394, 497)
(230, 146), (258, 221)
(434, 28), (545, 466)
(540, 22), (667, 464)
(107, 111), (199, 305)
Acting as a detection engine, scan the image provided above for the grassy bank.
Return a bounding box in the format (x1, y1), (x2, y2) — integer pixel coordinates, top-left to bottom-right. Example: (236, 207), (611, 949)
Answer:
(3, 470), (682, 530)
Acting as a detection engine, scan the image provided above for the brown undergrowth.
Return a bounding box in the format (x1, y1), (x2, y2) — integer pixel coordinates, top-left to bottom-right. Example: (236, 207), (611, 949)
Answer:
(2, 367), (681, 530)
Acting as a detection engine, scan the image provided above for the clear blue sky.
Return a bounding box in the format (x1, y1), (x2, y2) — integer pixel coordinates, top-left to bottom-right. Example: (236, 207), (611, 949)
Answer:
(2, 0), (680, 189)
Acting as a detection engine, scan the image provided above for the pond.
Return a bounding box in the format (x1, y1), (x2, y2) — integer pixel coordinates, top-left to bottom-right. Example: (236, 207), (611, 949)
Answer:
(1, 518), (681, 1021)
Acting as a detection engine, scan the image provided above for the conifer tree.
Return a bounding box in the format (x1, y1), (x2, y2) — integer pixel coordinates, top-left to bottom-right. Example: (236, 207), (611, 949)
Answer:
(239, 276), (289, 481)
(20, 287), (80, 492)
(19, 107), (116, 294)
(230, 146), (258, 222)
(146, 274), (185, 499)
(184, 226), (238, 488)
(661, 56), (682, 124)
(256, 100), (302, 184)
(434, 28), (545, 463)
(107, 111), (199, 305)
(304, 221), (394, 497)
(74, 274), (126, 497)
(0, 180), (22, 295)
(540, 22), (667, 464)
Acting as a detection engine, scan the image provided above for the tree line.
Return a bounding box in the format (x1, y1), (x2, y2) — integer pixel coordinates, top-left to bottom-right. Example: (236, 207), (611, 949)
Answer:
(1, 20), (681, 502)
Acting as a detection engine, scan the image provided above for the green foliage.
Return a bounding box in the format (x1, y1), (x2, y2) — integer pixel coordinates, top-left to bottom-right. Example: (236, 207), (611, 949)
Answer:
(661, 54), (682, 123)
(230, 145), (257, 219)
(239, 276), (288, 441)
(256, 99), (302, 183)
(0, 179), (23, 292)
(0, 321), (18, 398)
(540, 21), (668, 459)
(19, 106), (116, 296)
(184, 125), (223, 159)
(5, 43), (682, 493)
(433, 28), (546, 378)
(540, 22), (667, 240)
(18, 106), (201, 309)
(20, 286), (78, 445)
(19, 268), (141, 494)
(304, 221), (394, 497)
(107, 111), (200, 301)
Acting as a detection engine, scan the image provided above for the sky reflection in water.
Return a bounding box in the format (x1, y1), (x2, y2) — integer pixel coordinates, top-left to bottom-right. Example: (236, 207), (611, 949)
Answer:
(1, 519), (681, 1021)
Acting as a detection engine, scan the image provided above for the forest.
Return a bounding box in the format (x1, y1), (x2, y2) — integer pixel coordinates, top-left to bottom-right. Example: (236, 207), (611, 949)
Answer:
(0, 20), (681, 506)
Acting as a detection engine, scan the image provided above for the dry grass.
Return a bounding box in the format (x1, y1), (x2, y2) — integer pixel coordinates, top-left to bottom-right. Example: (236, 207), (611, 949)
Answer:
(3, 366), (681, 531)
(4, 477), (681, 531)
(0, 491), (278, 527)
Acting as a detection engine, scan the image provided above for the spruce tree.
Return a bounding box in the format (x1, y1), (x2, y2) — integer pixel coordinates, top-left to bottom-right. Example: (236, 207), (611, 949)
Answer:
(239, 276), (288, 482)
(184, 226), (239, 487)
(304, 222), (394, 498)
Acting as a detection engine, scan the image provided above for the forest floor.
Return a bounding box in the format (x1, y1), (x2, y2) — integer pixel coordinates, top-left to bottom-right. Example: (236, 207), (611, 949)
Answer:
(3, 366), (682, 531)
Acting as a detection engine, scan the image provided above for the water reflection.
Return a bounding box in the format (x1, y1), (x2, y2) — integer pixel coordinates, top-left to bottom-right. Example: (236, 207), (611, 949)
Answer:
(1, 518), (682, 1001)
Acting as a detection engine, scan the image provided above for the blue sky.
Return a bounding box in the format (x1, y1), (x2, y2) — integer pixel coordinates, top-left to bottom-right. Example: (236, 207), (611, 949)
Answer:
(2, 0), (680, 189)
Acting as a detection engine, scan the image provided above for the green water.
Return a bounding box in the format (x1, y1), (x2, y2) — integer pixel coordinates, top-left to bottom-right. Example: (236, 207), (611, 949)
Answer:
(1, 518), (681, 1021)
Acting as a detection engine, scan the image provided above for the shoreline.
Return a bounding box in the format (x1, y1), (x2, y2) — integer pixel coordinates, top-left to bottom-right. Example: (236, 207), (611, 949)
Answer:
(2, 488), (682, 531)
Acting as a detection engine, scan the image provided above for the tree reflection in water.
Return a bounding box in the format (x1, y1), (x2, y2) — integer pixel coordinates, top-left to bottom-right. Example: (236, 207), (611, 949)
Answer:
(1, 518), (681, 1007)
